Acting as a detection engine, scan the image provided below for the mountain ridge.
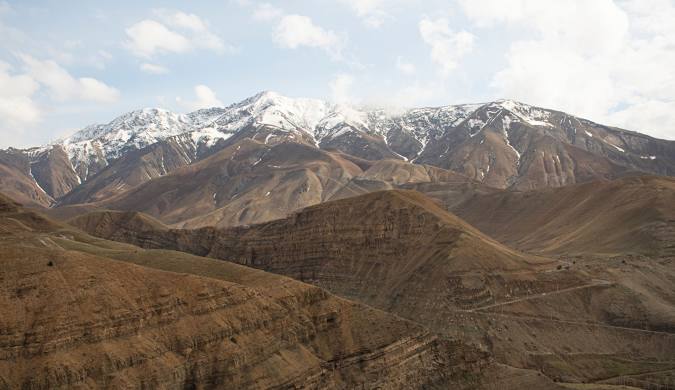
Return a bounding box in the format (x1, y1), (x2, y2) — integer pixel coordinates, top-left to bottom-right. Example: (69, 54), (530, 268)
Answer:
(3, 91), (674, 209)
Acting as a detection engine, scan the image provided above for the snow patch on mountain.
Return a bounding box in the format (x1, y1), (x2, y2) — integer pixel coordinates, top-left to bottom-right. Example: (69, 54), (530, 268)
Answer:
(502, 114), (521, 162)
(496, 100), (554, 128)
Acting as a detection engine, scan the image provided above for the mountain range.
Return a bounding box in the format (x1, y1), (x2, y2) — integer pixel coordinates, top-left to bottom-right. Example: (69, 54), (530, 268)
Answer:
(2, 91), (674, 215)
(2, 91), (675, 388)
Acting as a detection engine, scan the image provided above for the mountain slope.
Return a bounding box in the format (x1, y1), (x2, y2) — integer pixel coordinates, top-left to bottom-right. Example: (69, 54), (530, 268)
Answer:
(23, 145), (81, 198)
(71, 190), (563, 313)
(93, 139), (363, 227)
(71, 189), (675, 387)
(58, 134), (207, 205)
(0, 192), (489, 389)
(58, 139), (489, 229)
(0, 149), (54, 207)
(414, 100), (673, 189)
(3, 92), (674, 207)
(451, 175), (675, 256)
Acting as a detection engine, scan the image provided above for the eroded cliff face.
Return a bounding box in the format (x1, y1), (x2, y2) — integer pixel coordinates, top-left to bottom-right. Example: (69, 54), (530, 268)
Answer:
(0, 193), (488, 389)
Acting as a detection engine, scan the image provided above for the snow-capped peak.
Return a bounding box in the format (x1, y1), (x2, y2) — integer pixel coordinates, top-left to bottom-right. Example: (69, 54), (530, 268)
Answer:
(491, 99), (554, 128)
(236, 90), (331, 132)
(36, 93), (567, 185)
(64, 108), (190, 145)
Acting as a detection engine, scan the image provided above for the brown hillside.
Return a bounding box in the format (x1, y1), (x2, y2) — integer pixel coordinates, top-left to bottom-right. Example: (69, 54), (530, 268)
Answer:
(58, 138), (490, 230)
(96, 139), (363, 228)
(68, 210), (168, 242)
(75, 189), (575, 325)
(451, 175), (675, 256)
(58, 137), (198, 204)
(1, 193), (493, 389)
(74, 189), (675, 386)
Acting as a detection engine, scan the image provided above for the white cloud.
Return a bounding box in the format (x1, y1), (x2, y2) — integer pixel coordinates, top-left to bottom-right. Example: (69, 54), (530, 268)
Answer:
(370, 80), (447, 108)
(125, 10), (231, 58)
(337, 0), (391, 28)
(460, 0), (628, 55)
(125, 20), (191, 58)
(329, 73), (356, 103)
(0, 61), (41, 128)
(140, 63), (169, 74)
(155, 10), (207, 31)
(77, 78), (120, 103)
(19, 54), (119, 103)
(492, 41), (620, 118)
(177, 85), (223, 111)
(274, 15), (343, 59)
(419, 17), (474, 77)
(459, 0), (675, 140)
(395, 56), (416, 75)
(252, 3), (284, 22)
(607, 100), (675, 140)
(250, 6), (350, 63)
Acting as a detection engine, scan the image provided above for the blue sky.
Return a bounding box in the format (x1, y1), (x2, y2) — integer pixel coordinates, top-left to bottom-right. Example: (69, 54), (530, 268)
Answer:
(1, 0), (675, 147)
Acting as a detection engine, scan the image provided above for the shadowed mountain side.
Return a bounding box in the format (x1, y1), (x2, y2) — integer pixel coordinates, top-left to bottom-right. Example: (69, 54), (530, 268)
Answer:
(450, 175), (675, 256)
(0, 192), (513, 389)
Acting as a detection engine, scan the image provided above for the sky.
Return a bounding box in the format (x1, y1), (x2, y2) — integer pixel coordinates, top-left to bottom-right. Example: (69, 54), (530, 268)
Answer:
(1, 0), (674, 148)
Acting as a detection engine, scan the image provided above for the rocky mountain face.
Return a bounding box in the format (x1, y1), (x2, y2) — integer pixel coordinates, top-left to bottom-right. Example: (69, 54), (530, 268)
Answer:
(1, 192), (502, 389)
(2, 92), (674, 211)
(414, 100), (675, 190)
(0, 148), (55, 207)
(71, 189), (675, 386)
